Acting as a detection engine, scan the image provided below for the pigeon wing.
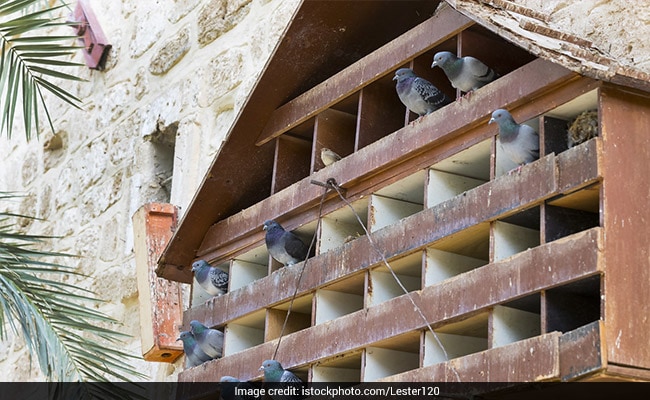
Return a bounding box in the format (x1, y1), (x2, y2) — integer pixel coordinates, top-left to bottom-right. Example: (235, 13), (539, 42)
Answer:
(413, 77), (451, 109)
(282, 232), (309, 263)
(209, 268), (229, 293)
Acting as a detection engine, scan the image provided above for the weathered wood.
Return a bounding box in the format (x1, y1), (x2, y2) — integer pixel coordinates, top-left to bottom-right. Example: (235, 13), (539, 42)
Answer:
(132, 204), (184, 362)
(545, 277), (601, 333)
(381, 332), (561, 382)
(184, 149), (600, 329)
(193, 60), (582, 272)
(158, 0), (444, 283)
(559, 321), (604, 381)
(184, 227), (601, 361)
(255, 7), (474, 147)
(356, 76), (405, 150)
(312, 109), (356, 172)
(541, 115), (570, 157)
(272, 135), (312, 194)
(543, 204), (599, 244)
(601, 85), (650, 370)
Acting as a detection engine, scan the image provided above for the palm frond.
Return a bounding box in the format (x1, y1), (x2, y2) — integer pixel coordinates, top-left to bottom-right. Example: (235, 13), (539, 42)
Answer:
(0, 0), (84, 140)
(0, 194), (147, 386)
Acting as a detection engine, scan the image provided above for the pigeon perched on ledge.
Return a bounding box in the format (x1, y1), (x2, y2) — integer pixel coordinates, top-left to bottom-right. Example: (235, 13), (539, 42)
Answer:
(431, 51), (497, 97)
(190, 320), (224, 359)
(489, 109), (539, 172)
(263, 220), (309, 266)
(177, 331), (212, 368)
(393, 67), (452, 117)
(191, 259), (229, 296)
(260, 360), (302, 383)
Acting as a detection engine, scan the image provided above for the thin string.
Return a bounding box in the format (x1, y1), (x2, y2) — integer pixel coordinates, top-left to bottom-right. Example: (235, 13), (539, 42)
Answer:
(271, 185), (329, 361)
(270, 178), (461, 382)
(329, 181), (461, 383)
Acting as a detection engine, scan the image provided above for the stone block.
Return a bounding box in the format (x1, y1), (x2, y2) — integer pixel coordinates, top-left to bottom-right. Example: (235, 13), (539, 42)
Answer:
(149, 27), (191, 75)
(196, 48), (244, 107)
(197, 0), (251, 47)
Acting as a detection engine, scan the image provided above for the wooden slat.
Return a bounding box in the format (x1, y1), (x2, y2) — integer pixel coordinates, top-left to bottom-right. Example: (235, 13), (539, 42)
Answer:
(179, 228), (599, 383)
(559, 321), (604, 381)
(186, 148), (601, 328)
(381, 332), (561, 382)
(182, 227), (602, 380)
(600, 85), (650, 370)
(194, 59), (581, 271)
(255, 7), (474, 146)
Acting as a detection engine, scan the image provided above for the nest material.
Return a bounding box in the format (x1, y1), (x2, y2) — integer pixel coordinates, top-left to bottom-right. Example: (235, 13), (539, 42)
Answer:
(567, 109), (599, 148)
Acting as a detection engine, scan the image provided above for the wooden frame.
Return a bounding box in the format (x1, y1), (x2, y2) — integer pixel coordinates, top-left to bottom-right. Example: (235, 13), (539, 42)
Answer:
(165, 2), (650, 392)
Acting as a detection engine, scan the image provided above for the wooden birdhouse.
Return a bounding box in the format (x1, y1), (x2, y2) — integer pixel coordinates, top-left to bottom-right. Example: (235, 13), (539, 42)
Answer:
(156, 0), (650, 397)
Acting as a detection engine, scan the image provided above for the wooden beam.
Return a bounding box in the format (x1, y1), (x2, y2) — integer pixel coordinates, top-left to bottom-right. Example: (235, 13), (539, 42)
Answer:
(178, 228), (601, 383)
(559, 321), (604, 381)
(193, 60), (582, 271)
(600, 85), (650, 370)
(255, 7), (474, 147)
(382, 332), (561, 382)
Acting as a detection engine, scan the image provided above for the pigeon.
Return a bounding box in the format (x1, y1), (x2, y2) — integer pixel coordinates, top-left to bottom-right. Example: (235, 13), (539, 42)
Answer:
(190, 320), (224, 359)
(431, 51), (497, 96)
(192, 259), (229, 296)
(567, 109), (598, 148)
(220, 376), (258, 400)
(263, 220), (309, 266)
(320, 148), (342, 166)
(259, 360), (302, 383)
(393, 67), (452, 117)
(177, 330), (213, 368)
(489, 109), (540, 172)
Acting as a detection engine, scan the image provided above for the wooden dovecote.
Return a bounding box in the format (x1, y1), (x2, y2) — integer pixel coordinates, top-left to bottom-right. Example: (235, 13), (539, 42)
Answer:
(156, 0), (650, 396)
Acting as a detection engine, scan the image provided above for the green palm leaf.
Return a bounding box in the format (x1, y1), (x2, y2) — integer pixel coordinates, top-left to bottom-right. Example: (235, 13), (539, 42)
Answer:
(0, 194), (147, 390)
(0, 0), (84, 140)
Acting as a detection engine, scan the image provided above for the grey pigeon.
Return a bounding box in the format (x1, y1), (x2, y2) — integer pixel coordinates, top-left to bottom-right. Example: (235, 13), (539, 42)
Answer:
(393, 68), (452, 117)
(263, 220), (309, 266)
(431, 51), (497, 95)
(190, 320), (224, 359)
(220, 376), (258, 400)
(192, 259), (229, 296)
(177, 330), (212, 368)
(259, 360), (302, 383)
(489, 109), (539, 171)
(320, 148), (341, 166)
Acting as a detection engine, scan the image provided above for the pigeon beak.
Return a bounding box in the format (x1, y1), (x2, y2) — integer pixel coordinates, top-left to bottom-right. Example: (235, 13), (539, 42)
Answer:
(176, 336), (181, 341)
(488, 117), (495, 125)
(431, 61), (437, 68)
(392, 75), (398, 81)
(259, 365), (265, 371)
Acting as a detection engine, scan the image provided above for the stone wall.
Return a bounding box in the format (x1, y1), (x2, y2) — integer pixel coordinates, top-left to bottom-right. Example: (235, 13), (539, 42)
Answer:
(0, 0), (299, 381)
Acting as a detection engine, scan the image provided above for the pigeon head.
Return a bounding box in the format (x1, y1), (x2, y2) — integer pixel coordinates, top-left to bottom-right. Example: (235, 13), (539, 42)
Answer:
(260, 359), (284, 380)
(393, 67), (416, 82)
(431, 51), (457, 69)
(263, 220), (281, 232)
(489, 109), (517, 126)
(176, 330), (194, 344)
(191, 260), (209, 273)
(189, 320), (208, 335)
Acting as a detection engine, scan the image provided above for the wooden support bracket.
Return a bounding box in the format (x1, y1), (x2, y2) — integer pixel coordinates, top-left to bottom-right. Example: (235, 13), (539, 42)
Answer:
(133, 203), (184, 362)
(70, 0), (111, 69)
